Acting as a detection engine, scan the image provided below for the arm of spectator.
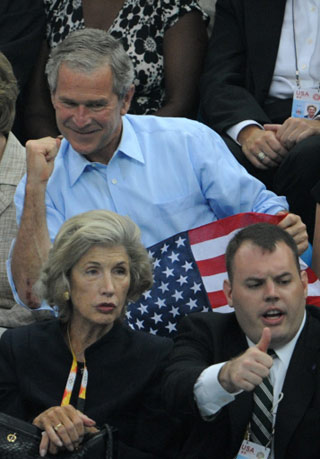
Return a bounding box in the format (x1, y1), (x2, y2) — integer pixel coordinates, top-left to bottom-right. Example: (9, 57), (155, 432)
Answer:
(155, 11), (207, 118)
(11, 137), (61, 308)
(194, 362), (241, 419)
(264, 118), (320, 150)
(277, 211), (308, 255)
(23, 40), (60, 140)
(194, 126), (288, 217)
(237, 125), (288, 169)
(227, 120), (263, 144)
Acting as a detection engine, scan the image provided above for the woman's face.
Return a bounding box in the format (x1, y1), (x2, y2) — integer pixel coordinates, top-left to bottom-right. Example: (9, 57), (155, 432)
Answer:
(69, 244), (131, 332)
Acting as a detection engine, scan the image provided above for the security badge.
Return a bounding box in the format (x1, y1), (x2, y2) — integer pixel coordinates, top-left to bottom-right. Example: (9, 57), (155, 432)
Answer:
(235, 439), (270, 459)
(291, 88), (320, 119)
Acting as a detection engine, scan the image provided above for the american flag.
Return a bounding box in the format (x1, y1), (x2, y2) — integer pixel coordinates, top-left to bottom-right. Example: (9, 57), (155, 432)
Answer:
(125, 213), (320, 337)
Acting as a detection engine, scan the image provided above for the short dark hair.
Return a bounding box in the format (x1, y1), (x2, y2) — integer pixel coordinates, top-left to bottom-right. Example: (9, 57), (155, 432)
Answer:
(225, 223), (300, 283)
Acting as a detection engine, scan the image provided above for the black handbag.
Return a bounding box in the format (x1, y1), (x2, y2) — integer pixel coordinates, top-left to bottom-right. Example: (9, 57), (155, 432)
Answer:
(0, 412), (116, 458)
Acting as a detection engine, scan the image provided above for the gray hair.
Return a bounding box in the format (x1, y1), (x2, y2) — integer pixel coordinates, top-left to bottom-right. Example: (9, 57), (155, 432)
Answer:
(0, 52), (18, 134)
(36, 210), (153, 322)
(46, 28), (134, 99)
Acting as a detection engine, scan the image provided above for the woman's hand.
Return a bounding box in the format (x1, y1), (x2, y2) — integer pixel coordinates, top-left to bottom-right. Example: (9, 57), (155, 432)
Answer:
(32, 405), (96, 456)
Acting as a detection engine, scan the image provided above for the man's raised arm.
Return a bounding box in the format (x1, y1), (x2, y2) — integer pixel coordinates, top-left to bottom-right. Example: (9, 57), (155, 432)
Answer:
(11, 137), (60, 308)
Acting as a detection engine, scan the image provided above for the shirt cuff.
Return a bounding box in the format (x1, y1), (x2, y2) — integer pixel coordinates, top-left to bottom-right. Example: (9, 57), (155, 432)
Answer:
(194, 362), (242, 419)
(226, 121), (264, 145)
(6, 239), (56, 314)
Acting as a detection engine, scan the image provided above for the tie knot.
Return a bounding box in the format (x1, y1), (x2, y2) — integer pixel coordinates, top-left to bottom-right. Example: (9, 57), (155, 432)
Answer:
(267, 349), (277, 359)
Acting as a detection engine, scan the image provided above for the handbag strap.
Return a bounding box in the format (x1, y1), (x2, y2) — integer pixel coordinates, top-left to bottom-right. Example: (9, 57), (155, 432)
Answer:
(104, 424), (114, 459)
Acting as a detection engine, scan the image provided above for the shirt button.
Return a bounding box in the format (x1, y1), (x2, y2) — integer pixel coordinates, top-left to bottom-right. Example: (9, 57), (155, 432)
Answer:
(111, 178), (117, 185)
(301, 64), (307, 70)
(307, 38), (313, 45)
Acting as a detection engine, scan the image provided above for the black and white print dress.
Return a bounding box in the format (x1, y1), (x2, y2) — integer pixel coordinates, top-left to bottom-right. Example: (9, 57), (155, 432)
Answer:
(44, 0), (207, 114)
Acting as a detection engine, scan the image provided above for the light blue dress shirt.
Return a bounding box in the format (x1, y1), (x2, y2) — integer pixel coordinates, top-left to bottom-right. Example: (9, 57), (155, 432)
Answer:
(14, 115), (288, 248)
(9, 115), (288, 310)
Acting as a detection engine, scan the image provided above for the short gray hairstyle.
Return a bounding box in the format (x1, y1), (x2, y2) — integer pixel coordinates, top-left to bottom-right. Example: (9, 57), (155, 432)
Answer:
(36, 210), (153, 322)
(0, 52), (18, 134)
(46, 28), (134, 99)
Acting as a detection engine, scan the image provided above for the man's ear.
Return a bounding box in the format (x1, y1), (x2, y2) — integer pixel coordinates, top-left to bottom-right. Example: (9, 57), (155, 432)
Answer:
(51, 92), (57, 109)
(120, 85), (135, 115)
(300, 270), (308, 299)
(223, 279), (233, 306)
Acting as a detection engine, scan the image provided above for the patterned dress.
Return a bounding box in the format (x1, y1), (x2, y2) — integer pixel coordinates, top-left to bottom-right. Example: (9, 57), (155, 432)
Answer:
(44, 0), (207, 114)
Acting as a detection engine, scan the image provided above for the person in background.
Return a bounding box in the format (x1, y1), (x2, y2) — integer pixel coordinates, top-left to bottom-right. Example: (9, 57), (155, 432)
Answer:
(0, 51), (47, 336)
(0, 0), (45, 142)
(163, 223), (320, 458)
(200, 0), (320, 241)
(24, 0), (208, 139)
(0, 210), (181, 458)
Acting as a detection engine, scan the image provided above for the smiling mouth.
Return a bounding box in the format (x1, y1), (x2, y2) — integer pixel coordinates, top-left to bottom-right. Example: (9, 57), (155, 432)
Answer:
(71, 129), (98, 135)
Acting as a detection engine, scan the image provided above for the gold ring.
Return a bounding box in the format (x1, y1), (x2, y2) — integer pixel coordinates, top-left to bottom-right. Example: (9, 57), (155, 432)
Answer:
(257, 151), (266, 161)
(54, 423), (62, 432)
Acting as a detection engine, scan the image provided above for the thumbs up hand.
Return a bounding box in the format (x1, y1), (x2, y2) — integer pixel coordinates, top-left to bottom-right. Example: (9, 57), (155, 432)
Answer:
(218, 328), (274, 393)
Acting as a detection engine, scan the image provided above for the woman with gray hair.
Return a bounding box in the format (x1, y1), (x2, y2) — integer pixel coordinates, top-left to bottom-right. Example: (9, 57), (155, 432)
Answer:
(0, 210), (180, 457)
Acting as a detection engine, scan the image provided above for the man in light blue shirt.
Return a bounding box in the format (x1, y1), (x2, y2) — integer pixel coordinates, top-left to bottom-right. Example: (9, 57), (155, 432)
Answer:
(9, 29), (307, 310)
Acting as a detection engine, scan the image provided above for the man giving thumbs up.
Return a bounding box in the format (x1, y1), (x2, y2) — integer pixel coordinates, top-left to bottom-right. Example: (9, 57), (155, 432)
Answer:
(163, 223), (320, 459)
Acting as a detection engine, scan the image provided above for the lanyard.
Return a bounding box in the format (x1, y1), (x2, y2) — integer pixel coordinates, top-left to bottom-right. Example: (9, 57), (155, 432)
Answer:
(292, 0), (301, 88)
(291, 0), (320, 91)
(61, 328), (88, 412)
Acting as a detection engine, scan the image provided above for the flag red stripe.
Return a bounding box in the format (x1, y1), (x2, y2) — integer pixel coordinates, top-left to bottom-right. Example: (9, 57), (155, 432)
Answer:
(307, 296), (320, 307)
(207, 290), (228, 308)
(306, 267), (318, 283)
(196, 254), (226, 276)
(188, 212), (284, 244)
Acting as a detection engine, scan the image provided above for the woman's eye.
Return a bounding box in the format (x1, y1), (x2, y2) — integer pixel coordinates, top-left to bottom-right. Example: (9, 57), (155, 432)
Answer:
(86, 269), (98, 276)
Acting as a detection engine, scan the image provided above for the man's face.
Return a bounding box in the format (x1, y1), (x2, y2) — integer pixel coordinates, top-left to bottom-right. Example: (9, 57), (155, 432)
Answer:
(51, 63), (134, 164)
(308, 106), (316, 118)
(223, 241), (308, 349)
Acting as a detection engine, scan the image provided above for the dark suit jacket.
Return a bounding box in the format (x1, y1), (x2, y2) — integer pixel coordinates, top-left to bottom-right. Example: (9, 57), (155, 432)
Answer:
(0, 319), (182, 458)
(163, 306), (320, 458)
(199, 0), (288, 132)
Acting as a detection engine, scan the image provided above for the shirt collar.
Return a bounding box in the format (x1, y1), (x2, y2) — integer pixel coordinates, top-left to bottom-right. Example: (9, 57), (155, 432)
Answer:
(64, 115), (145, 187)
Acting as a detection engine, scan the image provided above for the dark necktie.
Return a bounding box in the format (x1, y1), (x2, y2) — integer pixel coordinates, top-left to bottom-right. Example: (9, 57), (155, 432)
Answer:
(250, 350), (277, 446)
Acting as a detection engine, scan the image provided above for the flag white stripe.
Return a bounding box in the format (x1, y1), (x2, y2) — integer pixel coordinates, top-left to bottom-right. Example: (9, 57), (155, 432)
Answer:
(190, 230), (238, 261)
(201, 272), (228, 293)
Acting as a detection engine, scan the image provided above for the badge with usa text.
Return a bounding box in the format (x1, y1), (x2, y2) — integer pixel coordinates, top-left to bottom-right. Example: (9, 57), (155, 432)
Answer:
(235, 440), (270, 459)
